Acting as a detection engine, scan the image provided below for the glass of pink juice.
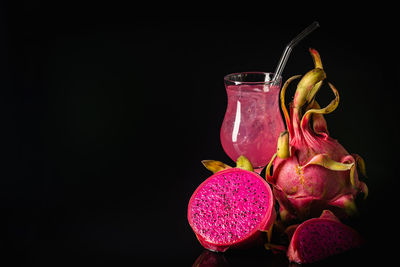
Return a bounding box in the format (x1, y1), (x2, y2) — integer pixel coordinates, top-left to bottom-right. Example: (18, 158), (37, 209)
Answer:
(220, 72), (284, 173)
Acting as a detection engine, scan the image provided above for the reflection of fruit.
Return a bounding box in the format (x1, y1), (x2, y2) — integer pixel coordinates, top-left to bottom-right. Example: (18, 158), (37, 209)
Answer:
(192, 250), (229, 267)
(287, 210), (363, 263)
(266, 48), (368, 222)
(188, 156), (275, 252)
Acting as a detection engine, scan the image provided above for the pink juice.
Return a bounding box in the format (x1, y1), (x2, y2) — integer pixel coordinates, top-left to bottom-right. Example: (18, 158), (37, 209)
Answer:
(220, 83), (285, 170)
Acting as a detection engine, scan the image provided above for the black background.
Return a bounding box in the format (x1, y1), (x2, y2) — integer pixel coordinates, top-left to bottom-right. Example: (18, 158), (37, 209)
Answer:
(1, 3), (399, 266)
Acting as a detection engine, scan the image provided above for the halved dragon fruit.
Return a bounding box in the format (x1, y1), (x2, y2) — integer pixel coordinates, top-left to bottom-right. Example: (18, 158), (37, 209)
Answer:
(287, 210), (363, 263)
(188, 156), (276, 252)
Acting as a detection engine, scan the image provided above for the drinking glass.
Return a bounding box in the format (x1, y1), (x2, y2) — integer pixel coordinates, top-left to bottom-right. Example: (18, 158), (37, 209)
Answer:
(220, 72), (284, 174)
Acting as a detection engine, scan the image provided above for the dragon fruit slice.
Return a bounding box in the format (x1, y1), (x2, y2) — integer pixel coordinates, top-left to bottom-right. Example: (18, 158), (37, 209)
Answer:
(188, 156), (276, 252)
(266, 48), (368, 221)
(287, 210), (363, 263)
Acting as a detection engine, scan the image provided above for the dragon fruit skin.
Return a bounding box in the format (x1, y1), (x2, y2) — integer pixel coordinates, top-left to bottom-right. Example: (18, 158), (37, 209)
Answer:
(188, 166), (276, 252)
(266, 49), (368, 221)
(271, 137), (365, 220)
(287, 210), (363, 263)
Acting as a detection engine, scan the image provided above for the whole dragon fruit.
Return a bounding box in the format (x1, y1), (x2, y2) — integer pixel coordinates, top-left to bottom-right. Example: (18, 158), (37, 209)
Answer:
(266, 48), (368, 222)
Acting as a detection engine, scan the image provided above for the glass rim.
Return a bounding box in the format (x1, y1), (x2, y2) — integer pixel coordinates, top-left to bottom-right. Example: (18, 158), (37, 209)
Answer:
(224, 71), (282, 85)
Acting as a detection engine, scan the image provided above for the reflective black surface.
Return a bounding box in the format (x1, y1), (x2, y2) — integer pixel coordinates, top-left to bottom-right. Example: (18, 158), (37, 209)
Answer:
(191, 247), (362, 267)
(1, 3), (398, 266)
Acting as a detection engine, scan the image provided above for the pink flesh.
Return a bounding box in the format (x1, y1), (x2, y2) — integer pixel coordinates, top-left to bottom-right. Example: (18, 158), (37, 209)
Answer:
(189, 171), (271, 245)
(292, 219), (361, 263)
